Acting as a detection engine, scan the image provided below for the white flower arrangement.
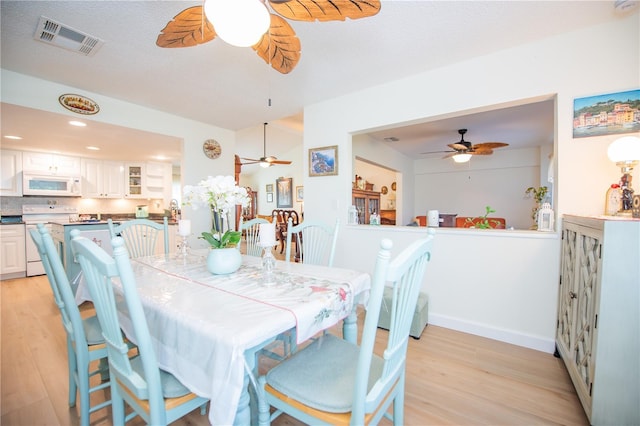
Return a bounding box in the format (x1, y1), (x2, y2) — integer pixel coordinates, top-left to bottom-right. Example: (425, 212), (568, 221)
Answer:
(183, 175), (249, 248)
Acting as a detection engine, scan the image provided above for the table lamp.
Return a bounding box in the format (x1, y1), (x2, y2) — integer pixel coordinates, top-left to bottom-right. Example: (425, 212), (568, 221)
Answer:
(258, 222), (277, 286)
(607, 135), (640, 215)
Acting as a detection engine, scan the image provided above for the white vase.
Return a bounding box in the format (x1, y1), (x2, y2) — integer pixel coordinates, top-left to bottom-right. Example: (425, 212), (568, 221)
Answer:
(206, 248), (242, 275)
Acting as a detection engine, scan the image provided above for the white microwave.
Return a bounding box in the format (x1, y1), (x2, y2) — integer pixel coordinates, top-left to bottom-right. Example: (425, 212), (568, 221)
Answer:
(23, 174), (82, 197)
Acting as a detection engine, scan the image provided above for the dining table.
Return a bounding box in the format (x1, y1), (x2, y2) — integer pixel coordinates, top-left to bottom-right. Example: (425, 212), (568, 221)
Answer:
(75, 249), (371, 425)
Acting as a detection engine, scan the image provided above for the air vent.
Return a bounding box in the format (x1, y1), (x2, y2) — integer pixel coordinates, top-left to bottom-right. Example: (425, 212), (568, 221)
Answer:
(33, 16), (104, 56)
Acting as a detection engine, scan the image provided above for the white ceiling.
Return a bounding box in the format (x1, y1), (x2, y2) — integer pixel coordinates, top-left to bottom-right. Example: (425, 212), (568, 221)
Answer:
(0, 1), (633, 164)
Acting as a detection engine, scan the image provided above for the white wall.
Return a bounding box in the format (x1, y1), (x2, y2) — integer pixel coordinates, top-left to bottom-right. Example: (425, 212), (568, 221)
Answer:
(302, 16), (639, 352)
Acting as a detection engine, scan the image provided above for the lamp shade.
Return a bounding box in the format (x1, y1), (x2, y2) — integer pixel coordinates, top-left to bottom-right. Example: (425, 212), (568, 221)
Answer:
(607, 135), (640, 163)
(204, 0), (270, 47)
(452, 153), (472, 163)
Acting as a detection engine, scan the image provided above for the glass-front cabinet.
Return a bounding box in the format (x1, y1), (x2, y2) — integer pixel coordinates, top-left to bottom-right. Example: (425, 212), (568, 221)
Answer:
(124, 163), (144, 198)
(352, 189), (380, 224)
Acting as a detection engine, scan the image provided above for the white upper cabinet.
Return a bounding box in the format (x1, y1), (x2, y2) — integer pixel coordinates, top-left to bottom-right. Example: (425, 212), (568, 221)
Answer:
(82, 159), (125, 198)
(0, 150), (23, 196)
(23, 152), (81, 175)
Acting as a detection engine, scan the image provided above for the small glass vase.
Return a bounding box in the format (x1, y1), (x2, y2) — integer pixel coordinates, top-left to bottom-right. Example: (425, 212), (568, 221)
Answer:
(206, 247), (242, 275)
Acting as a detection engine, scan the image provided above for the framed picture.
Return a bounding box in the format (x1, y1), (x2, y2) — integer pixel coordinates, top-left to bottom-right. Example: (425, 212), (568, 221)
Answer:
(296, 186), (304, 202)
(266, 183), (274, 192)
(266, 192), (273, 203)
(573, 89), (640, 138)
(309, 145), (338, 177)
(276, 177), (293, 208)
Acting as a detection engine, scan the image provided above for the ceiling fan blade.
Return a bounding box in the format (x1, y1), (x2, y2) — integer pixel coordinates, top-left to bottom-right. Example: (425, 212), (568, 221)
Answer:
(442, 152), (459, 159)
(157, 6), (216, 48)
(474, 142), (509, 149)
(269, 0), (381, 22)
(448, 143), (468, 151)
(269, 159), (292, 165)
(253, 14), (301, 74)
(470, 148), (493, 155)
(422, 149), (454, 155)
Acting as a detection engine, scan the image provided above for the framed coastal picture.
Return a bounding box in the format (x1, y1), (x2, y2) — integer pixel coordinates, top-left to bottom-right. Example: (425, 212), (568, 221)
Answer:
(309, 145), (338, 177)
(573, 89), (640, 138)
(266, 192), (273, 203)
(296, 186), (304, 202)
(266, 183), (274, 193)
(276, 177), (293, 208)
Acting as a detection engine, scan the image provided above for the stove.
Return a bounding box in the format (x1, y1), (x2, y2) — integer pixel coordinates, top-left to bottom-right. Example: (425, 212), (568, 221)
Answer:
(23, 204), (78, 276)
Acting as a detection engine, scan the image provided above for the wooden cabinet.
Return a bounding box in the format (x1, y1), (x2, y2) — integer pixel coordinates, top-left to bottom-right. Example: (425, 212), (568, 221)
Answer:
(82, 159), (124, 198)
(352, 189), (380, 224)
(0, 150), (23, 196)
(0, 224), (26, 280)
(556, 215), (639, 425)
(23, 152), (81, 175)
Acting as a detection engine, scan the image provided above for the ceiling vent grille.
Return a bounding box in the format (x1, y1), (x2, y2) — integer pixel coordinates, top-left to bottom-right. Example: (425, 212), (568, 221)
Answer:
(33, 16), (104, 56)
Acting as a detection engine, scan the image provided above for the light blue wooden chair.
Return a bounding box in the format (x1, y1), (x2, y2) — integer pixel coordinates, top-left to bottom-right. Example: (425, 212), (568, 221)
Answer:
(285, 218), (339, 266)
(107, 217), (170, 258)
(258, 229), (435, 426)
(70, 230), (208, 425)
(29, 224), (111, 426)
(239, 217), (270, 257)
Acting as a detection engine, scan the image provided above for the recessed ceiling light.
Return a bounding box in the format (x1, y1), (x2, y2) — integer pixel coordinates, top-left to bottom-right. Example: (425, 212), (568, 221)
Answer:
(69, 120), (87, 127)
(86, 146), (100, 151)
(153, 155), (169, 161)
(384, 137), (399, 142)
(4, 135), (23, 140)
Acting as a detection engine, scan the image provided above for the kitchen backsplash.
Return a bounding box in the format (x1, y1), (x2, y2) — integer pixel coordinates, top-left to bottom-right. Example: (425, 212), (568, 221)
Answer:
(0, 196), (168, 217)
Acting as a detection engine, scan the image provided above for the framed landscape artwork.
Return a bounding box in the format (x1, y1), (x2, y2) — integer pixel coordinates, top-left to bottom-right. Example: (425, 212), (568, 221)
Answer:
(296, 186), (304, 202)
(573, 89), (640, 138)
(309, 145), (338, 177)
(276, 177), (293, 208)
(266, 192), (273, 203)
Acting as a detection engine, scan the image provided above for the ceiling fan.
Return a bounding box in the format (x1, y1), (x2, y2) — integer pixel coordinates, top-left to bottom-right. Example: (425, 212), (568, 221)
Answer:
(241, 122), (292, 168)
(422, 129), (509, 162)
(156, 0), (381, 74)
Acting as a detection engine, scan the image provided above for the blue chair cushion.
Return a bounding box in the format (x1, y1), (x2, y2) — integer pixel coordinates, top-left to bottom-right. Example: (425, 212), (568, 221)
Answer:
(82, 315), (105, 345)
(130, 356), (192, 399)
(266, 334), (383, 413)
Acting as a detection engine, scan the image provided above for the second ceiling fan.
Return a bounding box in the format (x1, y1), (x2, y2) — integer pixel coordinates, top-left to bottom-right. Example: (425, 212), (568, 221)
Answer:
(241, 122), (292, 168)
(423, 129), (509, 161)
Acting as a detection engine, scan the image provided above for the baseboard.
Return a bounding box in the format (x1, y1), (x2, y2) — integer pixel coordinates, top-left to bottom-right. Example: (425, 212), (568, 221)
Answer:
(428, 313), (556, 354)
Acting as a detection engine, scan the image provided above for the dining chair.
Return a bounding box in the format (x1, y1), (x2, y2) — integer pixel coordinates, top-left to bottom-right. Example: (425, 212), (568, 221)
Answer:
(70, 230), (209, 425)
(239, 217), (269, 257)
(258, 229), (435, 426)
(29, 224), (111, 426)
(285, 218), (339, 266)
(107, 217), (170, 258)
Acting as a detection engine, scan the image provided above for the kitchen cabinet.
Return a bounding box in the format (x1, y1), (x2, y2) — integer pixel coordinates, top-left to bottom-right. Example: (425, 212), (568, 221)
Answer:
(23, 151), (81, 175)
(556, 215), (639, 425)
(352, 189), (380, 224)
(0, 150), (23, 196)
(145, 161), (171, 201)
(0, 224), (26, 280)
(124, 162), (171, 201)
(82, 159), (125, 198)
(124, 163), (145, 198)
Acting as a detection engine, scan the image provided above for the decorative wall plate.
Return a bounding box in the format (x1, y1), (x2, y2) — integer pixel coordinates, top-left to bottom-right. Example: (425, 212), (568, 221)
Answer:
(58, 94), (99, 115)
(391, 182), (397, 191)
(381, 186), (388, 194)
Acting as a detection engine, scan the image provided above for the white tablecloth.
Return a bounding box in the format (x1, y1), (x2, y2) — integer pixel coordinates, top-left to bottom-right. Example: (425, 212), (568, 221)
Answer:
(78, 250), (370, 425)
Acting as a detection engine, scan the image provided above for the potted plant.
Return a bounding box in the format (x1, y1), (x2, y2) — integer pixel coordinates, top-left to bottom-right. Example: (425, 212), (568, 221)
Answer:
(183, 175), (249, 274)
(525, 186), (549, 229)
(465, 205), (502, 229)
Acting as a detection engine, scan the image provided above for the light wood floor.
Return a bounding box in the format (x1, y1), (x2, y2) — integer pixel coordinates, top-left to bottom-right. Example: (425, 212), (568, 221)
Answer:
(1, 274), (589, 426)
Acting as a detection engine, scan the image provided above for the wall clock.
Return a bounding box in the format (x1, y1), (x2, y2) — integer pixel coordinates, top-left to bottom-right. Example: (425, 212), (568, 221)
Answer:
(203, 139), (221, 159)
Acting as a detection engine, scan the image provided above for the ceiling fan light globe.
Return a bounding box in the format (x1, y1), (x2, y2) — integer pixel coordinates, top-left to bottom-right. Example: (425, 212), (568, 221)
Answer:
(260, 161), (272, 168)
(452, 153), (472, 163)
(204, 0), (270, 47)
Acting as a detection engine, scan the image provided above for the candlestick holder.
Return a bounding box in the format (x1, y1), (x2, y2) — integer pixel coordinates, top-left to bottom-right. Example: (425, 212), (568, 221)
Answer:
(174, 234), (191, 260)
(260, 243), (277, 286)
